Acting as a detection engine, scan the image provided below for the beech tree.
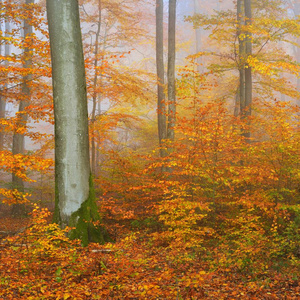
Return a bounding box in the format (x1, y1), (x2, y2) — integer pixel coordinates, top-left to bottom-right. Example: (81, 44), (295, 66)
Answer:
(194, 0), (202, 72)
(11, 0), (34, 216)
(167, 0), (176, 143)
(46, 0), (109, 245)
(156, 0), (167, 158)
(0, 0), (9, 150)
(243, 0), (252, 140)
(237, 0), (245, 118)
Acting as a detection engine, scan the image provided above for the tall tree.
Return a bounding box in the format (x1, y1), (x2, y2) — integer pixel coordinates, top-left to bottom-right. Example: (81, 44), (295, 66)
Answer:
(244, 0), (252, 141)
(238, 0), (252, 140)
(46, 0), (109, 245)
(90, 0), (102, 175)
(0, 7), (11, 150)
(156, 0), (167, 158)
(0, 0), (3, 150)
(237, 0), (245, 118)
(290, 0), (300, 107)
(167, 0), (176, 144)
(11, 0), (33, 215)
(194, 0), (202, 72)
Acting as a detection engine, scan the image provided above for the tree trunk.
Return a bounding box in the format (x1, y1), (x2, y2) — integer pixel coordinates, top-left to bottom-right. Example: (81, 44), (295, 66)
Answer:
(0, 2), (3, 150)
(294, 1), (300, 107)
(194, 0), (202, 72)
(91, 0), (102, 175)
(234, 89), (239, 117)
(243, 0), (252, 141)
(237, 0), (245, 118)
(11, 0), (33, 216)
(167, 0), (176, 144)
(156, 0), (167, 158)
(0, 10), (10, 150)
(95, 28), (108, 175)
(46, 0), (110, 245)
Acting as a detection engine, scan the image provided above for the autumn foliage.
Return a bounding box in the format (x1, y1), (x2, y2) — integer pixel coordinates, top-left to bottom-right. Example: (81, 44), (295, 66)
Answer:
(1, 0), (300, 299)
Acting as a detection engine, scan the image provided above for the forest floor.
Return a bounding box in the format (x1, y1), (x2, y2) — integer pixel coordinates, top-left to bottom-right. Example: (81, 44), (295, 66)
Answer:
(0, 205), (300, 299)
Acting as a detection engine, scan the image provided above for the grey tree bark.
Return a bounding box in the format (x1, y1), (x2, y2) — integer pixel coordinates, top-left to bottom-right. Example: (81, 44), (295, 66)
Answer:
(167, 0), (176, 144)
(194, 0), (202, 72)
(11, 0), (33, 216)
(243, 0), (252, 141)
(156, 0), (167, 158)
(292, 0), (300, 107)
(0, 8), (11, 150)
(91, 0), (102, 175)
(0, 1), (4, 150)
(46, 0), (110, 245)
(237, 0), (245, 118)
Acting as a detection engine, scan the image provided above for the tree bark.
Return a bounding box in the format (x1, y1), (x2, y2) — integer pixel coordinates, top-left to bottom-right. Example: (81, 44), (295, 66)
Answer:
(0, 1), (4, 150)
(0, 8), (10, 150)
(294, 1), (300, 107)
(194, 0), (202, 72)
(46, 0), (110, 245)
(237, 0), (245, 118)
(11, 0), (33, 216)
(91, 0), (102, 175)
(156, 0), (167, 158)
(167, 0), (176, 144)
(243, 0), (252, 141)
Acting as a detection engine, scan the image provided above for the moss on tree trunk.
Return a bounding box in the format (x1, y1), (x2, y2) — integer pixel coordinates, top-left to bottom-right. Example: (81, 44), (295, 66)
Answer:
(54, 175), (112, 246)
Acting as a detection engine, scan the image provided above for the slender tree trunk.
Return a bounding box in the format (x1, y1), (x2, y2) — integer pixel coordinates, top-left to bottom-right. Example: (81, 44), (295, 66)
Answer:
(47, 0), (110, 245)
(244, 0), (252, 141)
(297, 74), (300, 106)
(167, 0), (176, 145)
(91, 0), (102, 175)
(0, 11), (10, 150)
(237, 0), (245, 118)
(295, 2), (300, 107)
(11, 0), (33, 216)
(156, 0), (167, 158)
(0, 7), (4, 150)
(194, 0), (202, 72)
(290, 0), (300, 106)
(234, 89), (239, 117)
(95, 27), (107, 175)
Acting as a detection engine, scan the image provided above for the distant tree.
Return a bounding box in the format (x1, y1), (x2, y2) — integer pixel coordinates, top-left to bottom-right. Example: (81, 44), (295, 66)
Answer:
(90, 0), (102, 175)
(0, 0), (10, 150)
(194, 0), (202, 72)
(243, 0), (252, 140)
(11, 0), (34, 216)
(156, 0), (167, 158)
(289, 0), (300, 106)
(237, 0), (245, 118)
(46, 0), (109, 245)
(167, 0), (176, 145)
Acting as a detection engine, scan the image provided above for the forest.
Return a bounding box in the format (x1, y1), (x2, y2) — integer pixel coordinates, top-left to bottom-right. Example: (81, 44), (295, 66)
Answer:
(1, 0), (300, 298)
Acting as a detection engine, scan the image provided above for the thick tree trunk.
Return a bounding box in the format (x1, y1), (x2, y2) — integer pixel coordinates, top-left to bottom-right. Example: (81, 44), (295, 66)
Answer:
(46, 0), (110, 245)
(11, 0), (33, 216)
(156, 0), (167, 158)
(167, 0), (176, 144)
